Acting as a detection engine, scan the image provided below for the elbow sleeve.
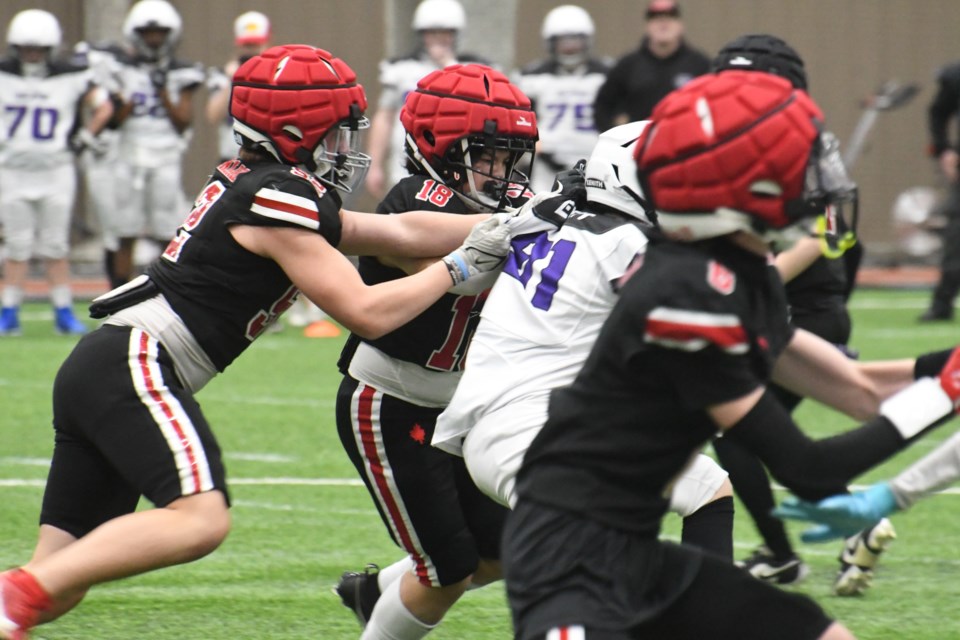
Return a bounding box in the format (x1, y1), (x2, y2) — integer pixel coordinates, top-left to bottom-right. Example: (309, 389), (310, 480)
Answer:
(724, 391), (905, 501)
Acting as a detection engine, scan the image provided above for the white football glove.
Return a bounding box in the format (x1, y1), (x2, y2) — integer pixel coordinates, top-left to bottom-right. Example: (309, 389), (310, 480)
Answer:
(442, 215), (511, 286)
(69, 129), (109, 157)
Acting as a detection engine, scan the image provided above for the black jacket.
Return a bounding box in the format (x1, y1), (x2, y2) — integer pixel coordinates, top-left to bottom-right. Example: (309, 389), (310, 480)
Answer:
(593, 38), (710, 131)
(929, 61), (960, 156)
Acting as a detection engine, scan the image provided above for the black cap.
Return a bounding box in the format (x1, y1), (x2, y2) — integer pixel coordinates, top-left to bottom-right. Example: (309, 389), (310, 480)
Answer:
(712, 33), (808, 90)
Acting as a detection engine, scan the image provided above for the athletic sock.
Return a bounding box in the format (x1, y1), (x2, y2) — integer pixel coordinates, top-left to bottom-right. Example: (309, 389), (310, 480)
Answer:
(361, 578), (436, 640)
(377, 557), (415, 592)
(49, 285), (73, 310)
(1, 286), (23, 309)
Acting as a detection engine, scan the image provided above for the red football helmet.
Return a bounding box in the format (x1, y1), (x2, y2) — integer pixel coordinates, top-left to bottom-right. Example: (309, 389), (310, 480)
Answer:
(230, 45), (370, 194)
(635, 70), (856, 242)
(400, 63), (538, 211)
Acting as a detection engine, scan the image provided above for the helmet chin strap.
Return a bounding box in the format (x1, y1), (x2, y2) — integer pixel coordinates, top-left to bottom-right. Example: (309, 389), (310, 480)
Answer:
(294, 146), (317, 172)
(405, 132), (448, 187)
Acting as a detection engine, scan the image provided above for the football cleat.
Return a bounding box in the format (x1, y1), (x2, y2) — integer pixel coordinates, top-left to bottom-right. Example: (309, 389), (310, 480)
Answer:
(0, 307), (21, 337)
(833, 517), (896, 596)
(334, 564), (381, 628)
(54, 307), (87, 335)
(0, 569), (51, 640)
(918, 307), (953, 322)
(736, 546), (809, 585)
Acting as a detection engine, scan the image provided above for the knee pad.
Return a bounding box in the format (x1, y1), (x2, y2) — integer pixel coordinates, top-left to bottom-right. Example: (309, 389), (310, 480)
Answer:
(668, 454), (730, 517)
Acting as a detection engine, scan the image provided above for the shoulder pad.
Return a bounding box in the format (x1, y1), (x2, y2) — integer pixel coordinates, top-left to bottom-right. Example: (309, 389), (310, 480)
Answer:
(47, 60), (89, 76)
(113, 49), (138, 66)
(936, 62), (960, 84)
(634, 246), (749, 354)
(519, 59), (555, 75)
(231, 163), (333, 231)
(586, 57), (614, 73)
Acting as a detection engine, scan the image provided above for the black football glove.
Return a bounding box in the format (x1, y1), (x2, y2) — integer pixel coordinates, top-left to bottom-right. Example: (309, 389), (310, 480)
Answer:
(528, 159), (587, 227)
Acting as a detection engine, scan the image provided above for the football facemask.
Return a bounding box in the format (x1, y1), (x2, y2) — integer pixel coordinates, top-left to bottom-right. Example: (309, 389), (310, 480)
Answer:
(312, 111), (371, 195)
(776, 130), (858, 249)
(454, 137), (534, 211)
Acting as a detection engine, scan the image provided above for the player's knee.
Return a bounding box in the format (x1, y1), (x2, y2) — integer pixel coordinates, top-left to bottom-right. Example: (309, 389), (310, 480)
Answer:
(709, 476), (734, 501)
(168, 491), (231, 559)
(421, 532), (482, 588)
(820, 621), (857, 640)
(470, 558), (502, 587)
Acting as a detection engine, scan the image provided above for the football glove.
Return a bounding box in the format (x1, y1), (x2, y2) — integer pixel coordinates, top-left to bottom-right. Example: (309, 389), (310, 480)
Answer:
(442, 214), (511, 286)
(518, 159), (587, 228)
(773, 483), (899, 543)
(69, 129), (108, 157)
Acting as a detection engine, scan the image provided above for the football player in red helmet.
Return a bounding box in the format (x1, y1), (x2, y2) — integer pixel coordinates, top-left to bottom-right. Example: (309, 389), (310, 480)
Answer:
(502, 71), (960, 640)
(333, 63), (539, 640)
(708, 34), (879, 595)
(0, 45), (526, 639)
(400, 63), (538, 211)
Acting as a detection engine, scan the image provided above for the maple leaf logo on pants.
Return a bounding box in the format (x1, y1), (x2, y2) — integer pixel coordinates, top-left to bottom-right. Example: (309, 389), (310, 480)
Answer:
(409, 424), (426, 445)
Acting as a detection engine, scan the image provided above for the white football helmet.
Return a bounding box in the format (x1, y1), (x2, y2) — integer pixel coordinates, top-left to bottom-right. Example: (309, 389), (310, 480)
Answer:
(541, 5), (593, 67)
(585, 121), (655, 224)
(123, 0), (182, 62)
(412, 0), (466, 31)
(7, 9), (62, 49)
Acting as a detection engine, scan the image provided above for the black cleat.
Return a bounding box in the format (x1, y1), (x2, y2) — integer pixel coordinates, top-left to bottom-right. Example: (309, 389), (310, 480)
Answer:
(736, 546), (809, 585)
(918, 308), (953, 322)
(334, 564), (382, 628)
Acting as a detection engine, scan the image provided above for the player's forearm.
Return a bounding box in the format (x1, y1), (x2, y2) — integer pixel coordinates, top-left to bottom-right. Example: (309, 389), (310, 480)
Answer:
(773, 330), (884, 420)
(774, 237), (823, 283)
(206, 89), (230, 125)
(319, 263), (455, 339)
(339, 209), (488, 258)
(87, 100), (114, 136)
(890, 428), (960, 509)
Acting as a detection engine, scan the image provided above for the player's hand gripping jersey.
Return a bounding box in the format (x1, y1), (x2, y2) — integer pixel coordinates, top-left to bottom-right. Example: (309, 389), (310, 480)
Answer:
(338, 173), (531, 405)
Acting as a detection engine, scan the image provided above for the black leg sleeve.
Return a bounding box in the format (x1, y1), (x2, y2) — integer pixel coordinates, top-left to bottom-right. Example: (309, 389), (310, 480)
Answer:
(712, 437), (794, 558)
(724, 390), (905, 502)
